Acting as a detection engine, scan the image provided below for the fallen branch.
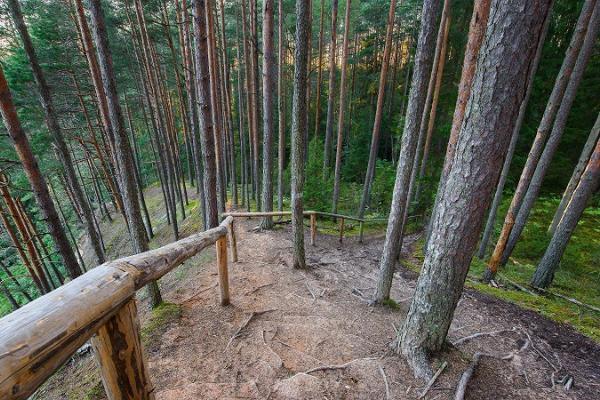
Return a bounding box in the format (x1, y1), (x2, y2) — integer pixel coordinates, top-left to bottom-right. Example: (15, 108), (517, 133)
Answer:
(304, 357), (377, 375)
(182, 282), (218, 302)
(532, 286), (600, 314)
(378, 364), (391, 400)
(419, 361), (447, 399)
(452, 327), (515, 346)
(497, 274), (538, 296)
(454, 353), (481, 400)
(305, 282), (317, 301)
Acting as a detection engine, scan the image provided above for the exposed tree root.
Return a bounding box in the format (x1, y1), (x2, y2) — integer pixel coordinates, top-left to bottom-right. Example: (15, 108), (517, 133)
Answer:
(418, 360), (447, 398)
(303, 357), (378, 375)
(225, 309), (276, 351)
(452, 327), (516, 346)
(378, 363), (391, 400)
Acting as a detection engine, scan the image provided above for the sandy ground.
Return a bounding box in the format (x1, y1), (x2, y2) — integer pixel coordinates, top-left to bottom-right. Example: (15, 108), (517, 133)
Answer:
(34, 212), (599, 399)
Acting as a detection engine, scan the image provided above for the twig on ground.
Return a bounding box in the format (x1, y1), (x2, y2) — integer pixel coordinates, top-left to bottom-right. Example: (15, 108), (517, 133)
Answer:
(304, 357), (378, 375)
(521, 329), (559, 372)
(225, 309), (276, 351)
(419, 361), (448, 399)
(378, 364), (391, 400)
(305, 281), (317, 301)
(452, 327), (515, 346)
(182, 282), (218, 302)
(497, 274), (538, 296)
(246, 282), (274, 295)
(454, 351), (515, 400)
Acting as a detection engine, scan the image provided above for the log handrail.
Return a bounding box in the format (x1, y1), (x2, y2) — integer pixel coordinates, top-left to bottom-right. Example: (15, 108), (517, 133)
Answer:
(0, 216), (234, 400)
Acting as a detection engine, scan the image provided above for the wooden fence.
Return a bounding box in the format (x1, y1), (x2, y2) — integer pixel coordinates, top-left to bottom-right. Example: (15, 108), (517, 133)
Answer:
(0, 216), (236, 400)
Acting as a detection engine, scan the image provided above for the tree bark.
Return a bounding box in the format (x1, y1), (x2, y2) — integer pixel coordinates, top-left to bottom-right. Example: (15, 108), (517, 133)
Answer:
(88, 0), (162, 307)
(322, 0), (338, 176)
(291, 0), (311, 269)
(357, 0), (398, 218)
(485, 0), (598, 279)
(331, 0), (353, 214)
(531, 113), (600, 288)
(372, 0), (442, 303)
(260, 0), (276, 229)
(277, 0), (285, 213)
(399, 0), (553, 380)
(313, 0), (325, 139)
(193, 0), (220, 228)
(477, 4), (552, 258)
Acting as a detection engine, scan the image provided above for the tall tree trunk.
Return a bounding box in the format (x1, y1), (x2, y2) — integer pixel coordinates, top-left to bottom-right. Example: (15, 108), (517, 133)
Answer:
(277, 0), (285, 213)
(242, 0), (256, 208)
(313, 0), (325, 139)
(485, 0), (598, 280)
(291, 0), (311, 269)
(357, 0), (398, 218)
(399, 0), (553, 380)
(88, 0), (162, 307)
(331, 0), (352, 214)
(8, 0), (105, 267)
(477, 5), (552, 258)
(372, 0), (443, 304)
(532, 114), (600, 288)
(0, 68), (82, 281)
(549, 114), (600, 235)
(0, 258), (32, 302)
(322, 0), (338, 176)
(249, 0), (262, 209)
(498, 6), (599, 267)
(424, 0), (491, 248)
(193, 0), (219, 228)
(260, 0), (276, 229)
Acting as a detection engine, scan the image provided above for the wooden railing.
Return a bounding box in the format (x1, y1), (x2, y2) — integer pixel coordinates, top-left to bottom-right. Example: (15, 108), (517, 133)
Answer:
(0, 216), (236, 400)
(222, 210), (373, 245)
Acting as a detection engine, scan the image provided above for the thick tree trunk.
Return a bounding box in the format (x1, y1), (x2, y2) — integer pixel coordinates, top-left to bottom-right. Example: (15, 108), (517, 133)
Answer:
(260, 0), (275, 229)
(486, 0), (598, 279)
(499, 6), (599, 267)
(241, 0), (256, 208)
(88, 0), (162, 307)
(291, 0), (311, 269)
(193, 0), (219, 228)
(531, 114), (600, 288)
(357, 0), (398, 218)
(249, 0), (262, 209)
(399, 0), (553, 380)
(277, 0), (285, 213)
(8, 0), (105, 267)
(331, 0), (353, 214)
(322, 0), (338, 176)
(549, 114), (600, 235)
(0, 68), (82, 281)
(477, 5), (552, 258)
(372, 0), (442, 303)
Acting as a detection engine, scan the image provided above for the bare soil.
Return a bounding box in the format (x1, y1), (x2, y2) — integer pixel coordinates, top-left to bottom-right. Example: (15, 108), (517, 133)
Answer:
(34, 214), (600, 399)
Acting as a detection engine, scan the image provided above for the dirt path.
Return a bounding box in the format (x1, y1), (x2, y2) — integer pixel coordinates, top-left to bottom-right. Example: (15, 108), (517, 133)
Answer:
(36, 217), (599, 399)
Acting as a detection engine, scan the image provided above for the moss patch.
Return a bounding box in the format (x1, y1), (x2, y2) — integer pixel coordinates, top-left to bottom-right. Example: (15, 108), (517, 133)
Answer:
(141, 302), (182, 348)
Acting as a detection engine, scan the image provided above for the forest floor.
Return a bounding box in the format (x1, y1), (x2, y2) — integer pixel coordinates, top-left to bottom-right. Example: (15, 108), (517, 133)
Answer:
(32, 186), (600, 399)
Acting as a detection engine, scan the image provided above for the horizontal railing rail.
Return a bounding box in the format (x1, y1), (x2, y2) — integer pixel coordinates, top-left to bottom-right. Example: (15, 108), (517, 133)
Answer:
(0, 216), (235, 400)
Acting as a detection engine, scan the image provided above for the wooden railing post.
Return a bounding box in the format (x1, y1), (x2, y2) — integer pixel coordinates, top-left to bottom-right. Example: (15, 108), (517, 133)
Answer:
(339, 217), (345, 243)
(310, 213), (317, 246)
(359, 221), (364, 243)
(227, 219), (238, 262)
(91, 299), (154, 400)
(216, 235), (230, 305)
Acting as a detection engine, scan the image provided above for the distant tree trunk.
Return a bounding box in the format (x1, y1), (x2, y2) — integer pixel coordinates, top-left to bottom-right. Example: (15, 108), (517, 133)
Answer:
(403, 0), (451, 228)
(399, 0), (553, 380)
(0, 258), (32, 302)
(415, 11), (451, 196)
(277, 0), (285, 213)
(193, 0), (219, 228)
(88, 0), (162, 307)
(8, 0), (105, 267)
(549, 114), (600, 235)
(485, 0), (598, 280)
(260, 0), (275, 229)
(249, 0), (262, 209)
(291, 0), (311, 269)
(0, 68), (82, 281)
(532, 114), (600, 288)
(477, 5), (552, 258)
(372, 0), (442, 304)
(424, 0), (491, 248)
(499, 6), (599, 267)
(357, 0), (397, 218)
(0, 277), (19, 311)
(323, 0), (338, 176)
(331, 0), (352, 214)
(313, 0), (325, 139)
